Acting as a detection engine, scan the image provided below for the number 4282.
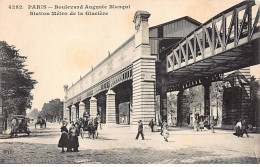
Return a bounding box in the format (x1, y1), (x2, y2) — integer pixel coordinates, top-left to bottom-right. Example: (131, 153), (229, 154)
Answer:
(9, 5), (22, 9)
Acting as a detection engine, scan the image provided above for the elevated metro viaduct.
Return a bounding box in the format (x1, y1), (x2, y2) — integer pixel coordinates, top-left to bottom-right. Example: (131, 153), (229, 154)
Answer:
(63, 0), (260, 129)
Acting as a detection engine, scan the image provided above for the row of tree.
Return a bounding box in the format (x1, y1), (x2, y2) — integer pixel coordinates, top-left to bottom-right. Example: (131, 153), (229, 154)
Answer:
(39, 98), (63, 122)
(1, 41), (64, 125)
(1, 41), (37, 128)
(166, 75), (260, 125)
(166, 81), (223, 117)
(28, 99), (63, 123)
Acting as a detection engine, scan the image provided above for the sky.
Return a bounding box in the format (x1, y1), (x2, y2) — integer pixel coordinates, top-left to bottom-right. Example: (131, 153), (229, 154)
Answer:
(0, 0), (259, 113)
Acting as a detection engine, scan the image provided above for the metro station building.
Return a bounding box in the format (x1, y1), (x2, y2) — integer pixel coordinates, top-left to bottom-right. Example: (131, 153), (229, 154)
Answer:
(63, 1), (260, 129)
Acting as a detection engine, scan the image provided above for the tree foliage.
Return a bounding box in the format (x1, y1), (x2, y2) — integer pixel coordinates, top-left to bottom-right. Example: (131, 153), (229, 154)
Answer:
(167, 92), (177, 115)
(39, 98), (63, 122)
(251, 76), (260, 102)
(251, 76), (260, 126)
(186, 86), (204, 114)
(27, 108), (39, 119)
(0, 41), (37, 121)
(210, 81), (224, 107)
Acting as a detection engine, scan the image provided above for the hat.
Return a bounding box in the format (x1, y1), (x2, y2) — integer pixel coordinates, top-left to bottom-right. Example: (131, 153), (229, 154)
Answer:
(63, 121), (68, 126)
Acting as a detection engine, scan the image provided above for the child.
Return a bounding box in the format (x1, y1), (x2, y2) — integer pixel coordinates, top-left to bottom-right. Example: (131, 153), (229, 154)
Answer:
(58, 122), (69, 153)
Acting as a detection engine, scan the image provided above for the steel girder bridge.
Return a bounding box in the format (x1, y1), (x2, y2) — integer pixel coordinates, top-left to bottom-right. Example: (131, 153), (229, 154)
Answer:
(166, 0), (260, 91)
(64, 1), (260, 127)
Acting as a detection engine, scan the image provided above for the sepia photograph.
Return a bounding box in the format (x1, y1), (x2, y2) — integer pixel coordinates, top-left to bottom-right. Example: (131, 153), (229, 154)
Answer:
(0, 0), (260, 164)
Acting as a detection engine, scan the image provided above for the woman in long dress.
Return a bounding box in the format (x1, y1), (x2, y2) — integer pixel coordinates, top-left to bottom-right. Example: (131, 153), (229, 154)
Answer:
(58, 122), (69, 152)
(163, 122), (169, 142)
(68, 123), (79, 152)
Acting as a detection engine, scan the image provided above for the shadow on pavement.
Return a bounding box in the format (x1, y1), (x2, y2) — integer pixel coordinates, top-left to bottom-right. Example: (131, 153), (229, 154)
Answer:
(81, 136), (117, 141)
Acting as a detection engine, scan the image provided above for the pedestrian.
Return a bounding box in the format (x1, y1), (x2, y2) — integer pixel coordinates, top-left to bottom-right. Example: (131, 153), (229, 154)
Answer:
(210, 120), (215, 133)
(241, 119), (249, 137)
(93, 117), (99, 139)
(87, 118), (96, 139)
(97, 114), (102, 130)
(136, 120), (144, 140)
(68, 123), (79, 152)
(159, 116), (163, 135)
(79, 118), (83, 130)
(163, 122), (169, 142)
(160, 120), (166, 136)
(234, 119), (242, 137)
(196, 119), (201, 131)
(10, 118), (18, 138)
(148, 119), (154, 132)
(75, 122), (80, 136)
(58, 121), (69, 153)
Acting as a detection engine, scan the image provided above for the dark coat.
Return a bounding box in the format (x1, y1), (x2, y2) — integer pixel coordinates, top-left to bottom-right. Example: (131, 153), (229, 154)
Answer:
(58, 126), (68, 148)
(242, 120), (248, 130)
(149, 120), (154, 127)
(68, 127), (79, 148)
(138, 122), (143, 132)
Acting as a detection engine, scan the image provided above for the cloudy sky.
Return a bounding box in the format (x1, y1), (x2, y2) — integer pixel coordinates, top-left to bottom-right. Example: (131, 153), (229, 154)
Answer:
(0, 0), (259, 112)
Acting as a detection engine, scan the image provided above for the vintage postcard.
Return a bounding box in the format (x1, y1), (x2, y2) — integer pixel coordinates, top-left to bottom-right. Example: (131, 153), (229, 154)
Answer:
(0, 0), (260, 164)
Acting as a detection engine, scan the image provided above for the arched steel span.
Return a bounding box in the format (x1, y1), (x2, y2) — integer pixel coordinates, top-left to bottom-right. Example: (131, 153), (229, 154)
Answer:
(166, 0), (260, 91)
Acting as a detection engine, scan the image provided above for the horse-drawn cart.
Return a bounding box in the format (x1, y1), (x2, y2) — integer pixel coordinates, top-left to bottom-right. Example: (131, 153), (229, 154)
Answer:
(35, 117), (46, 129)
(79, 117), (99, 139)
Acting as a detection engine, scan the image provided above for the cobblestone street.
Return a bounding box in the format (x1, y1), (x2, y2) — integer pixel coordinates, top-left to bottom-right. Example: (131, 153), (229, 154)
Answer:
(0, 123), (259, 164)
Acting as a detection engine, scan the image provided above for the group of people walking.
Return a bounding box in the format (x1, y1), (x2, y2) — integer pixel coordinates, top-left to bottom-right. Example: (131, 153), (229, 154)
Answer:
(137, 118), (169, 142)
(194, 119), (215, 133)
(59, 116), (251, 152)
(58, 121), (79, 152)
(58, 115), (101, 153)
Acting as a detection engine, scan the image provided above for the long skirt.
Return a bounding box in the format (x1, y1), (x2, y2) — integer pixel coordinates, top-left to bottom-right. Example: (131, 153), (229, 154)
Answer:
(70, 136), (79, 148)
(58, 133), (68, 148)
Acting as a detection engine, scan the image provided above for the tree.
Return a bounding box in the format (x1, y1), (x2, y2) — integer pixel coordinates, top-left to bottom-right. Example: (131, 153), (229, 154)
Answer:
(0, 41), (37, 127)
(210, 81), (224, 120)
(27, 108), (39, 119)
(167, 92), (177, 125)
(39, 98), (63, 122)
(186, 86), (204, 115)
(167, 92), (177, 115)
(251, 76), (260, 128)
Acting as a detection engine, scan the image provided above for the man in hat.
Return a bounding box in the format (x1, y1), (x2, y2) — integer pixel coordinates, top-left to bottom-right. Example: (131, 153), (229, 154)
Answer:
(136, 120), (145, 140)
(241, 119), (249, 137)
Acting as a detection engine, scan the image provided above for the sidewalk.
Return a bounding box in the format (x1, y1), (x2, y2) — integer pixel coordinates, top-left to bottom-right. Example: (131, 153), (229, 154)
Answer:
(0, 122), (259, 164)
(0, 133), (9, 139)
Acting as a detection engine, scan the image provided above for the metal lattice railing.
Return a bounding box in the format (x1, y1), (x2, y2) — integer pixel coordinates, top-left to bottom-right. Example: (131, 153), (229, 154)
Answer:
(166, 0), (260, 73)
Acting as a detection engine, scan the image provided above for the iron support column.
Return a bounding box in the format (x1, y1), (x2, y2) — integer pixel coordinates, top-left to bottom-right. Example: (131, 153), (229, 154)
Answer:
(160, 85), (167, 122)
(177, 90), (184, 126)
(203, 82), (211, 117)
